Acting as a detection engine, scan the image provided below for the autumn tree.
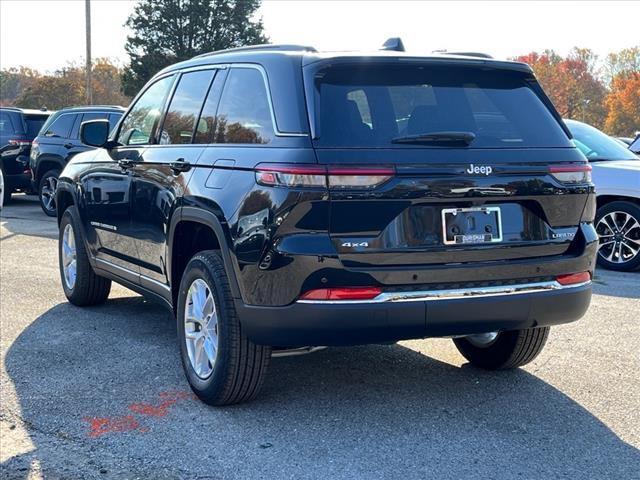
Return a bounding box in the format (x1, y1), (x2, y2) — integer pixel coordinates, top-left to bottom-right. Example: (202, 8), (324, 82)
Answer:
(514, 48), (607, 128)
(122, 0), (268, 96)
(1, 59), (130, 109)
(604, 72), (640, 136)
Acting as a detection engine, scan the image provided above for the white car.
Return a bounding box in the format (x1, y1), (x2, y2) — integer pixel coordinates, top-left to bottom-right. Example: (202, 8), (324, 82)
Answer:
(565, 119), (640, 271)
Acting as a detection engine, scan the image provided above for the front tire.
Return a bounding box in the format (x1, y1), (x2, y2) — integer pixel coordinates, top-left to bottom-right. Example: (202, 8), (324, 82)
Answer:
(595, 201), (640, 271)
(59, 206), (111, 306)
(177, 251), (271, 406)
(453, 327), (550, 370)
(39, 169), (60, 217)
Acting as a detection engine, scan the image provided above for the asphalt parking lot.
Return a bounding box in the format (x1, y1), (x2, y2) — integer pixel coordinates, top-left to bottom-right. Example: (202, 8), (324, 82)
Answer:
(1, 195), (639, 479)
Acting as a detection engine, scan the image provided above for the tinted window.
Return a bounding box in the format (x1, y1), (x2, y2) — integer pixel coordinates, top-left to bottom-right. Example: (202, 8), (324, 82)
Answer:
(213, 68), (274, 144)
(108, 113), (122, 133)
(566, 120), (638, 161)
(629, 136), (640, 154)
(118, 76), (174, 145)
(0, 112), (16, 135)
(24, 114), (48, 138)
(314, 64), (572, 149)
(44, 113), (76, 138)
(193, 72), (226, 144)
(160, 70), (215, 145)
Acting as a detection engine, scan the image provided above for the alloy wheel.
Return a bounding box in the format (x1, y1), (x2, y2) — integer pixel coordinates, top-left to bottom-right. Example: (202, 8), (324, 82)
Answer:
(41, 175), (58, 213)
(61, 223), (77, 289)
(184, 278), (219, 379)
(596, 211), (640, 264)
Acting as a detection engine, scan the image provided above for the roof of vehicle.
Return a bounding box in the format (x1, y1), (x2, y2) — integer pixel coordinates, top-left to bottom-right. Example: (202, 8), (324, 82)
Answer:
(156, 43), (533, 77)
(53, 105), (126, 113)
(0, 107), (52, 116)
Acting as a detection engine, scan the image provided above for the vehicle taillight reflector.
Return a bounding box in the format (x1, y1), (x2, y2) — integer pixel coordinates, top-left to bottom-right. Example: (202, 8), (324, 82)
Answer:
(327, 166), (394, 189)
(556, 271), (591, 285)
(549, 164), (592, 184)
(8, 139), (31, 147)
(299, 287), (382, 301)
(255, 164), (395, 189)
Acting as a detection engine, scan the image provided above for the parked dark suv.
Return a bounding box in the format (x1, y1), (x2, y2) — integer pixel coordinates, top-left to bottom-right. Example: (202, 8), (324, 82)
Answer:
(55, 42), (597, 406)
(0, 107), (50, 203)
(29, 106), (124, 216)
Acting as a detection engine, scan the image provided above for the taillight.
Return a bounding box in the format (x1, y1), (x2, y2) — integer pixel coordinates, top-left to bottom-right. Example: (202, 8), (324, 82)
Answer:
(549, 164), (592, 184)
(255, 164), (394, 189)
(299, 286), (382, 301)
(556, 271), (591, 286)
(327, 166), (394, 189)
(8, 139), (31, 148)
(255, 164), (326, 188)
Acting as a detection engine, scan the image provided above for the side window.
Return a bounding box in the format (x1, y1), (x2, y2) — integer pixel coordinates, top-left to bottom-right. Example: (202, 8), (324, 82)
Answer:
(213, 68), (274, 144)
(193, 71), (226, 144)
(0, 112), (16, 134)
(44, 114), (76, 138)
(117, 76), (174, 146)
(160, 70), (215, 145)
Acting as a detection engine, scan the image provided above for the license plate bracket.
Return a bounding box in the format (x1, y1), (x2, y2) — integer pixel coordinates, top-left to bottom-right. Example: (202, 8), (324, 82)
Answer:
(441, 206), (503, 245)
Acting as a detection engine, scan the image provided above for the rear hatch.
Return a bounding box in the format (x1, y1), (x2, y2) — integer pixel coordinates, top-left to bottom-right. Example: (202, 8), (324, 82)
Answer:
(304, 58), (592, 271)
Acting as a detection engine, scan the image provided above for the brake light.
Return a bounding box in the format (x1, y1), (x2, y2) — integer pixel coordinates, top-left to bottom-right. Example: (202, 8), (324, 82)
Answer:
(556, 271), (591, 285)
(255, 164), (394, 189)
(255, 164), (326, 188)
(299, 287), (382, 301)
(549, 164), (592, 184)
(327, 166), (394, 189)
(8, 139), (31, 148)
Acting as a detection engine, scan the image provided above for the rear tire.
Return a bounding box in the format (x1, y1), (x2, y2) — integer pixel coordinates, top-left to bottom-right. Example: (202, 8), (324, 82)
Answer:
(595, 201), (640, 271)
(177, 250), (271, 406)
(39, 169), (60, 217)
(59, 206), (111, 306)
(453, 327), (550, 370)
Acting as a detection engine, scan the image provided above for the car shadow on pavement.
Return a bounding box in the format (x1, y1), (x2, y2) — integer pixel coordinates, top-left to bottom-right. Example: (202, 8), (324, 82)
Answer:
(2, 296), (639, 479)
(1, 195), (57, 241)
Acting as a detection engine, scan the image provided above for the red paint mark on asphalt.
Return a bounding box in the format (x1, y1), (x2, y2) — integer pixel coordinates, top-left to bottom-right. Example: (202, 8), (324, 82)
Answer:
(128, 391), (191, 417)
(84, 391), (195, 437)
(84, 415), (142, 438)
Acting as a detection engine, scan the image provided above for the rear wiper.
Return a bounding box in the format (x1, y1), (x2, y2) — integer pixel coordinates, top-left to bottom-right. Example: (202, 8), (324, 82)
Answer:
(391, 131), (476, 146)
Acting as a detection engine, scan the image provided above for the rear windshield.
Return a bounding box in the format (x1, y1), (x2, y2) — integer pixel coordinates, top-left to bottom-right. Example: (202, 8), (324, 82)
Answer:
(312, 64), (572, 149)
(24, 114), (49, 138)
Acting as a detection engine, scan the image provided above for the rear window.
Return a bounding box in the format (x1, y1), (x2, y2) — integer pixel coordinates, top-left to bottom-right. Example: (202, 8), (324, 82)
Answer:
(0, 112), (16, 135)
(24, 114), (49, 138)
(312, 64), (572, 149)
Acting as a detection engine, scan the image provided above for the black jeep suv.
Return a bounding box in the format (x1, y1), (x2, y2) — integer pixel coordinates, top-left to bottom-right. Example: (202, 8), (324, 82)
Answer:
(29, 105), (124, 216)
(55, 43), (597, 406)
(0, 107), (50, 203)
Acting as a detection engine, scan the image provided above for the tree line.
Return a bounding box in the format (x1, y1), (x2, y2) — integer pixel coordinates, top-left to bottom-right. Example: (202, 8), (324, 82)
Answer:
(0, 0), (637, 136)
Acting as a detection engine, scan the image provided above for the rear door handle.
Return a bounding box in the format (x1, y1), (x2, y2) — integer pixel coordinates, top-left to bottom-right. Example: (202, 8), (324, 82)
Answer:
(170, 158), (191, 174)
(63, 142), (74, 149)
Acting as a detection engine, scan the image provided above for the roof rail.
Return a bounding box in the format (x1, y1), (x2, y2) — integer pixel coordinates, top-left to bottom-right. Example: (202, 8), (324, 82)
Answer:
(195, 44), (317, 59)
(381, 37), (405, 52)
(434, 50), (494, 59)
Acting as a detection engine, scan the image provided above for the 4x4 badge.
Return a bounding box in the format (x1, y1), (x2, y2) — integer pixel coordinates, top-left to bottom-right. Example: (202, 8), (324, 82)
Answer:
(466, 164), (493, 175)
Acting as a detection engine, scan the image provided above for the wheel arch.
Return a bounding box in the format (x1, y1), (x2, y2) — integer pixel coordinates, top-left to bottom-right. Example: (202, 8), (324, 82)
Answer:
(596, 194), (640, 210)
(55, 181), (77, 225)
(35, 155), (65, 184)
(168, 206), (242, 308)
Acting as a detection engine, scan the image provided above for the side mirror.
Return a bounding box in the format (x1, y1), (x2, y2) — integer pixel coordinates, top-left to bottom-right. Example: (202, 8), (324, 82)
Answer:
(80, 119), (110, 147)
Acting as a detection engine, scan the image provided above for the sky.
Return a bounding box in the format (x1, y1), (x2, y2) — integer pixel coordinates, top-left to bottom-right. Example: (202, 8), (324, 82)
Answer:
(1, 0), (639, 72)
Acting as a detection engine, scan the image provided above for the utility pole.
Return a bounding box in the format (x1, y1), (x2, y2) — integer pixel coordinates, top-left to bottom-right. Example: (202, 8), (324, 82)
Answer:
(85, 0), (92, 105)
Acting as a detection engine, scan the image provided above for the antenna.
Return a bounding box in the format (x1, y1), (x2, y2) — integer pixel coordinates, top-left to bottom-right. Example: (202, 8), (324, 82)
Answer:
(381, 37), (405, 52)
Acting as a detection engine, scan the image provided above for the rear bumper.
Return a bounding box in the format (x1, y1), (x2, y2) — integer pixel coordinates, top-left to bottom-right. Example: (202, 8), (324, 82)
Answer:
(237, 280), (592, 347)
(3, 171), (31, 192)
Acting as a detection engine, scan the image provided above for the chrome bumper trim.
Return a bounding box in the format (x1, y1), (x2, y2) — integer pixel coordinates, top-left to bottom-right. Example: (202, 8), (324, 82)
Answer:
(297, 280), (591, 305)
